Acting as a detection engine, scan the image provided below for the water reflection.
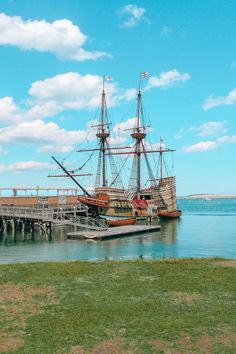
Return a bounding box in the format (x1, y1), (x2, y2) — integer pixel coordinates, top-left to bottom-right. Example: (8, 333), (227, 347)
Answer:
(1, 201), (236, 263)
(159, 218), (179, 243)
(0, 219), (180, 263)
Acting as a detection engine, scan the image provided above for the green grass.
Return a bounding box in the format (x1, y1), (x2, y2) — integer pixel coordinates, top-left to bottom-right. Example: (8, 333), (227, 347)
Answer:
(0, 258), (236, 353)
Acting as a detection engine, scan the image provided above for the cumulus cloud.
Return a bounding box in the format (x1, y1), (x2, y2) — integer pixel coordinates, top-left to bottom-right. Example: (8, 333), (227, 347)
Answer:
(0, 96), (60, 124)
(202, 88), (236, 111)
(29, 72), (119, 109)
(0, 12), (108, 61)
(0, 71), (191, 125)
(0, 96), (21, 124)
(0, 119), (97, 153)
(182, 132), (236, 153)
(119, 88), (137, 101)
(118, 4), (146, 28)
(145, 70), (190, 90)
(0, 73), (120, 124)
(0, 70), (191, 153)
(108, 136), (128, 145)
(217, 135), (236, 144)
(182, 141), (218, 153)
(0, 161), (51, 173)
(189, 121), (227, 137)
(113, 117), (136, 134)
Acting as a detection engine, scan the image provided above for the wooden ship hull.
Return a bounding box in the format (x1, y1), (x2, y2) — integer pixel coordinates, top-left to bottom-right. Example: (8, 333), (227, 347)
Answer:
(158, 209), (182, 219)
(77, 176), (180, 219)
(107, 218), (136, 227)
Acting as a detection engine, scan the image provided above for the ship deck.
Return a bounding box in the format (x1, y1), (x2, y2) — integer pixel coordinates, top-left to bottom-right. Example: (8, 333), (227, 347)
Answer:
(67, 224), (161, 240)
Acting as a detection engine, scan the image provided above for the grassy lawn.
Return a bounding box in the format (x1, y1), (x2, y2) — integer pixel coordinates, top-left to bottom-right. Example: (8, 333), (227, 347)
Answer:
(0, 258), (236, 353)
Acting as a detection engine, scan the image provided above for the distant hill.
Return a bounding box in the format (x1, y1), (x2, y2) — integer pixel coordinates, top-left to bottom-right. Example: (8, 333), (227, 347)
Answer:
(178, 194), (236, 200)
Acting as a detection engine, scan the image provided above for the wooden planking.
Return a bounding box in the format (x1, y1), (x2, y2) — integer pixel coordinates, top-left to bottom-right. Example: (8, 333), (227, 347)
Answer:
(67, 225), (161, 240)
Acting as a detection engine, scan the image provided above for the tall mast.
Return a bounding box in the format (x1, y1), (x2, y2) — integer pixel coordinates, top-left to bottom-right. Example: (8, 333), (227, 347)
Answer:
(96, 76), (110, 187)
(130, 73), (147, 195)
(160, 137), (163, 183)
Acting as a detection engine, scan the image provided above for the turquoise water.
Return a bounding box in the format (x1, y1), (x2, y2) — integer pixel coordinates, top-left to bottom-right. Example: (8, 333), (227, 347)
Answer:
(0, 199), (236, 264)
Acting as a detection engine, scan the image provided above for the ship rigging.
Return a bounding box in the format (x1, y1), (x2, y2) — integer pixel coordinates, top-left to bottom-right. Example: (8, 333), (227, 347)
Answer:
(49, 73), (181, 219)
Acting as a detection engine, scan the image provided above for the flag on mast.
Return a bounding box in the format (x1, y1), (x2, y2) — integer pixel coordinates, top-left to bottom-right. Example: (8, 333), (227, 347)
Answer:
(105, 76), (113, 81)
(141, 71), (149, 78)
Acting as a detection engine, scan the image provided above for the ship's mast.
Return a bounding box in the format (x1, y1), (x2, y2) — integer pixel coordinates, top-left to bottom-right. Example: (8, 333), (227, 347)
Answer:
(96, 76), (110, 187)
(130, 74), (147, 196)
(160, 138), (163, 183)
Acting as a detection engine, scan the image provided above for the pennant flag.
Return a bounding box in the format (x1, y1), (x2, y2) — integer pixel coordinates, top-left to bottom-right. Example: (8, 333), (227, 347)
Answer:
(141, 71), (149, 78)
(105, 76), (113, 81)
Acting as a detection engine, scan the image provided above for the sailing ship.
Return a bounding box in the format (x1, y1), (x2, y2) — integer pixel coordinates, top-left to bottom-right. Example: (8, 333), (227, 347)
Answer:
(51, 73), (181, 220)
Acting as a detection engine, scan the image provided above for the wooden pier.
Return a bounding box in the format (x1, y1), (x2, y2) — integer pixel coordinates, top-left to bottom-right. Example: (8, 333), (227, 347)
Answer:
(67, 224), (161, 240)
(0, 203), (93, 234)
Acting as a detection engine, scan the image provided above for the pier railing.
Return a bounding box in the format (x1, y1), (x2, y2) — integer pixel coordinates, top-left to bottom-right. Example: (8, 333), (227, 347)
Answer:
(0, 204), (108, 231)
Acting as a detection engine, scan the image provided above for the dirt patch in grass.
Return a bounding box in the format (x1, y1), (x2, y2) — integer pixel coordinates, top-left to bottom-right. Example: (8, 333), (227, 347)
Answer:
(150, 331), (236, 353)
(171, 291), (202, 304)
(150, 338), (172, 351)
(0, 330), (24, 353)
(115, 267), (128, 273)
(69, 338), (137, 354)
(213, 260), (236, 267)
(69, 346), (85, 354)
(0, 282), (58, 352)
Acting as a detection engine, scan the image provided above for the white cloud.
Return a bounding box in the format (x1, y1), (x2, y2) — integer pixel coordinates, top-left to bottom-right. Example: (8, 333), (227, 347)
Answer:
(108, 136), (127, 145)
(0, 73), (120, 124)
(202, 88), (236, 111)
(29, 72), (119, 109)
(37, 145), (75, 153)
(0, 71), (191, 125)
(113, 117), (136, 134)
(0, 96), (21, 124)
(118, 4), (146, 28)
(217, 135), (236, 144)
(189, 121), (227, 137)
(119, 88), (137, 101)
(0, 161), (51, 173)
(145, 70), (190, 90)
(182, 141), (218, 153)
(109, 118), (137, 146)
(0, 96), (62, 124)
(182, 132), (236, 153)
(0, 12), (108, 61)
(0, 119), (97, 153)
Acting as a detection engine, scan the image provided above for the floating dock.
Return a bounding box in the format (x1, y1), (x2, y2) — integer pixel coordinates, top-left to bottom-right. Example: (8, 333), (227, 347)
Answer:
(67, 224), (161, 240)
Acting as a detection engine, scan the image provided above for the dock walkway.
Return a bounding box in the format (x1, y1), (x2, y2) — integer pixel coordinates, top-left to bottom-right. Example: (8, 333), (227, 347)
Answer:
(67, 224), (161, 240)
(0, 204), (108, 233)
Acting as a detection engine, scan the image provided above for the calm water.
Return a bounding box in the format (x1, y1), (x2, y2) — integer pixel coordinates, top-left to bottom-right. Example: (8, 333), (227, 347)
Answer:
(0, 199), (236, 264)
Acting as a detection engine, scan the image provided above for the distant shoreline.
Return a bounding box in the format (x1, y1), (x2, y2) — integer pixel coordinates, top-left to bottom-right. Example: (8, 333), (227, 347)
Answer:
(178, 194), (236, 200)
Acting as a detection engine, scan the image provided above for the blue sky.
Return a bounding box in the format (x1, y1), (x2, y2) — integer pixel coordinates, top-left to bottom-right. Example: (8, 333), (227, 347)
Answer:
(0, 0), (236, 195)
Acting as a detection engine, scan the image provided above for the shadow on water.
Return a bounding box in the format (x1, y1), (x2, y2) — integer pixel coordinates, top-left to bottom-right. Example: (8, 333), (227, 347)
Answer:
(0, 225), (73, 246)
